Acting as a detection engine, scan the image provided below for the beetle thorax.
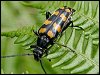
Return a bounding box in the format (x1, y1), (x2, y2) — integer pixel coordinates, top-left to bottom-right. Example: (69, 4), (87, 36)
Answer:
(37, 35), (50, 48)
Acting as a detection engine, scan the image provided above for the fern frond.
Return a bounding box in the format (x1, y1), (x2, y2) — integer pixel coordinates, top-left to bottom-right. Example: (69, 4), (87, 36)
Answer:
(47, 1), (99, 74)
(1, 1), (99, 74)
(1, 26), (34, 37)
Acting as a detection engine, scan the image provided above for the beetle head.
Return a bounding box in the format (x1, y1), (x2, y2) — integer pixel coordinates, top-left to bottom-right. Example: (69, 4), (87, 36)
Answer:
(33, 47), (43, 61)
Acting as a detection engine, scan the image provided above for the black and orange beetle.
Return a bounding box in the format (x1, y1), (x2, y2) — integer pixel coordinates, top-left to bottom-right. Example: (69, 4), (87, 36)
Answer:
(2, 6), (83, 74)
(30, 6), (76, 62)
(29, 6), (78, 73)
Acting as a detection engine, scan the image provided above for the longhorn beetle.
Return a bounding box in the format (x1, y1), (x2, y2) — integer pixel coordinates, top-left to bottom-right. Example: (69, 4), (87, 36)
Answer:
(1, 6), (83, 74)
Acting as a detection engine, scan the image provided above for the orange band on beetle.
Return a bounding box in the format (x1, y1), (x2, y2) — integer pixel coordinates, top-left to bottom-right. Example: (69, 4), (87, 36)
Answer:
(39, 28), (46, 33)
(65, 9), (71, 12)
(60, 14), (67, 21)
(53, 22), (61, 32)
(44, 20), (52, 25)
(47, 30), (54, 38)
(53, 11), (59, 15)
(60, 7), (65, 9)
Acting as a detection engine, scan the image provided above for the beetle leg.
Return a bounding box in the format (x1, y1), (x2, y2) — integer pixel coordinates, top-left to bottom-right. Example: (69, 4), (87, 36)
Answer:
(33, 30), (39, 36)
(30, 45), (37, 48)
(68, 19), (84, 30)
(62, 20), (84, 31)
(46, 11), (51, 19)
(43, 45), (53, 58)
(70, 24), (84, 30)
(44, 41), (54, 56)
(43, 48), (51, 61)
(62, 17), (84, 32)
(45, 45), (53, 55)
(45, 50), (49, 56)
(53, 42), (75, 53)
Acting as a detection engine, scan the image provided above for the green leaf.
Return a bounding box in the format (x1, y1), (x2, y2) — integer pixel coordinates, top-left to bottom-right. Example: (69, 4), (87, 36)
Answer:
(1, 1), (99, 74)
(47, 1), (99, 74)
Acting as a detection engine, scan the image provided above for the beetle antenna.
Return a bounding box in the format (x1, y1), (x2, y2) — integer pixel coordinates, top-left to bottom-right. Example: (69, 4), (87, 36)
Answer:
(1, 53), (34, 58)
(39, 59), (47, 74)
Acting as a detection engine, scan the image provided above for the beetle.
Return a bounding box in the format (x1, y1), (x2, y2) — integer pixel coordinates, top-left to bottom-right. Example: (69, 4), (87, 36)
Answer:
(30, 6), (76, 61)
(1, 6), (83, 74)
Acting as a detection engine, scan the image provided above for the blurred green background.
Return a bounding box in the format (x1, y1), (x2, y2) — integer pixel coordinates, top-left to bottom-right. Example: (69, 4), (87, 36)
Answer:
(1, 1), (99, 74)
(1, 1), (55, 74)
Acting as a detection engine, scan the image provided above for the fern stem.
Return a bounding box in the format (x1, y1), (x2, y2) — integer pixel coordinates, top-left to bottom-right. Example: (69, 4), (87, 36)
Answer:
(66, 46), (99, 67)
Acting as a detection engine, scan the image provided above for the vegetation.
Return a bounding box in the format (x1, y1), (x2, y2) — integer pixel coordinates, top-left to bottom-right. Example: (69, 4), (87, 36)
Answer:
(1, 1), (99, 74)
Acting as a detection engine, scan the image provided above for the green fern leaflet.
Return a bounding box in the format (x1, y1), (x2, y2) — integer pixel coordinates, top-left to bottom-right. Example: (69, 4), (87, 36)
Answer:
(1, 1), (99, 74)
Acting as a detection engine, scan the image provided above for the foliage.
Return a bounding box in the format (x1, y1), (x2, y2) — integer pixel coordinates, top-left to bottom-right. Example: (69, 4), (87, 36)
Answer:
(1, 1), (99, 74)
